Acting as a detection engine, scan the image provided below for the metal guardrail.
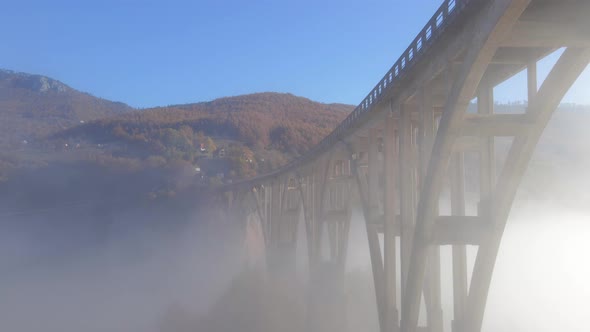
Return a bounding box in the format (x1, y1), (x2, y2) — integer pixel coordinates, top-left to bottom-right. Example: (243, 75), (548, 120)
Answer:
(223, 0), (474, 190)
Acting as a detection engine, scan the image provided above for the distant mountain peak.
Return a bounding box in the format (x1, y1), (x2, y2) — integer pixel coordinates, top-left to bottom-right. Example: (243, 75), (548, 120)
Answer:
(0, 69), (132, 147)
(0, 69), (71, 94)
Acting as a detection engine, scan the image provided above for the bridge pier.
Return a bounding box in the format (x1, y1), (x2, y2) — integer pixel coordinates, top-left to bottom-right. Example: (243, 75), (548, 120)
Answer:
(264, 177), (301, 276)
(307, 261), (348, 332)
(266, 243), (297, 275)
(384, 114), (400, 332)
(278, 154), (352, 332)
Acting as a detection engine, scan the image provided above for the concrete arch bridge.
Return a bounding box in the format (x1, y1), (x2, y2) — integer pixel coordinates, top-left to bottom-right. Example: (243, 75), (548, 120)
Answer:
(215, 1), (590, 331)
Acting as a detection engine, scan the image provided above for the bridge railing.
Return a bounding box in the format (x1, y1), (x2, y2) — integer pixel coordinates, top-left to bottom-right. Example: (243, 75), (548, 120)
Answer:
(223, 0), (475, 190)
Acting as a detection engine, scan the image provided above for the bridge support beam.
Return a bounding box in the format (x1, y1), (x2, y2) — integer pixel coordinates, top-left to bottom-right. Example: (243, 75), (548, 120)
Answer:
(450, 152), (468, 332)
(399, 102), (416, 305)
(464, 47), (590, 332)
(301, 154), (353, 332)
(401, 1), (532, 331)
(384, 113), (400, 332)
(262, 176), (302, 276)
(350, 131), (387, 332)
(307, 259), (347, 332)
(421, 83), (443, 332)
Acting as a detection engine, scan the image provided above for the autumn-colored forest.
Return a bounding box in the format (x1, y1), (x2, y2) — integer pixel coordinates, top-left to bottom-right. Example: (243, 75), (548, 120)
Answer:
(1, 70), (353, 202)
(49, 92), (352, 180)
(58, 92), (350, 154)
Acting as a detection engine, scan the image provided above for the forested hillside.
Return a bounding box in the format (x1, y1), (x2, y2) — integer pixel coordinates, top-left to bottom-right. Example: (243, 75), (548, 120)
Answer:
(0, 70), (353, 201)
(0, 69), (132, 148)
(41, 92), (351, 181)
(54, 92), (351, 158)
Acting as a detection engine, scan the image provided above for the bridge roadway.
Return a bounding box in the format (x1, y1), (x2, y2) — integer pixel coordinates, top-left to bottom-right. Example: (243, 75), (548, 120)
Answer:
(216, 1), (590, 331)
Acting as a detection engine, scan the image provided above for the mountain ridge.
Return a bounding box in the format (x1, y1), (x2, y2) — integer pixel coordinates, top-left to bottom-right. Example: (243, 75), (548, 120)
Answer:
(50, 91), (353, 171)
(0, 69), (133, 147)
(0, 69), (354, 151)
(0, 69), (354, 186)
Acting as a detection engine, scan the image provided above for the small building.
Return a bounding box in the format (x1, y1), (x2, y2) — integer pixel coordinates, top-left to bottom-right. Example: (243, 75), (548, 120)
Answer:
(216, 147), (226, 158)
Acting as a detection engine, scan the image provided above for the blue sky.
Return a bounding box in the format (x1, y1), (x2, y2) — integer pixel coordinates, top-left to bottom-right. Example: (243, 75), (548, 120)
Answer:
(2, 0), (588, 108)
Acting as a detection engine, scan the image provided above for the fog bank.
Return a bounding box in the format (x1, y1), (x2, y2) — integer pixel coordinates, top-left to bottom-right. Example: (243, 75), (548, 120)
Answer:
(0, 206), (244, 332)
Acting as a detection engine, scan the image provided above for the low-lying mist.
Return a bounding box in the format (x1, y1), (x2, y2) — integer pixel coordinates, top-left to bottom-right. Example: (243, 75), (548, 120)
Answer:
(484, 203), (590, 332)
(1, 110), (589, 332)
(0, 204), (245, 332)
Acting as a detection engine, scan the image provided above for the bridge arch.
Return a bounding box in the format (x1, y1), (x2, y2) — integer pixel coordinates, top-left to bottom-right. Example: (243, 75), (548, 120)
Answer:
(218, 1), (590, 331)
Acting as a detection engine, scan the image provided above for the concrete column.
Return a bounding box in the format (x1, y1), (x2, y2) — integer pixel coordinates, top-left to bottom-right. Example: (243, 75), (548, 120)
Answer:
(267, 179), (296, 275)
(368, 128), (387, 331)
(450, 152), (468, 332)
(384, 114), (400, 331)
(420, 85), (443, 332)
(527, 61), (537, 104)
(399, 103), (415, 298)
